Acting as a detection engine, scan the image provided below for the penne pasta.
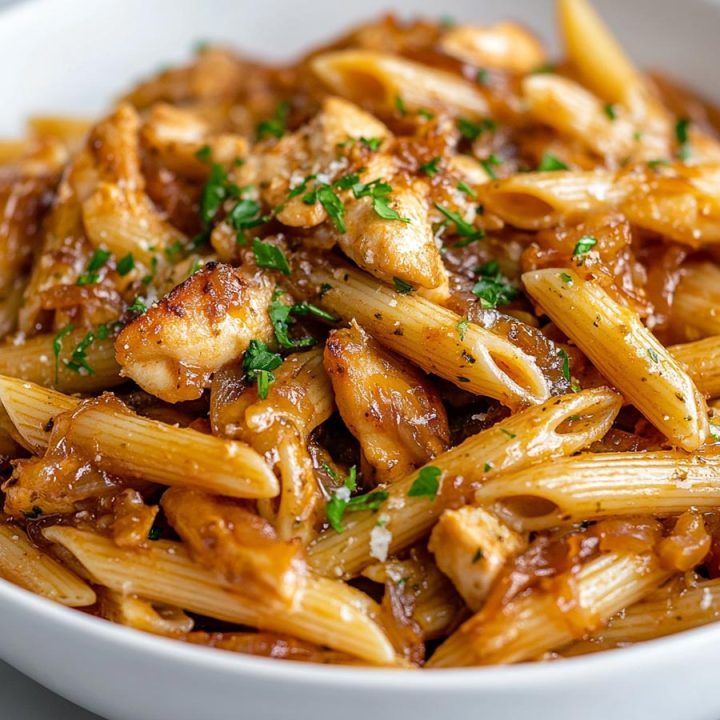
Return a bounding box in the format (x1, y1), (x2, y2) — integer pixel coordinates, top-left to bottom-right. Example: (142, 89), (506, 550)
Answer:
(522, 268), (709, 451)
(563, 579), (720, 655)
(0, 521), (96, 607)
(311, 50), (489, 118)
(44, 526), (397, 665)
(440, 22), (545, 73)
(671, 262), (720, 342)
(427, 552), (669, 667)
(3, 1), (720, 671)
(0, 375), (278, 499)
(308, 388), (621, 578)
(481, 170), (628, 230)
(474, 450), (720, 531)
(670, 335), (720, 398)
(312, 264), (550, 409)
(0, 329), (121, 393)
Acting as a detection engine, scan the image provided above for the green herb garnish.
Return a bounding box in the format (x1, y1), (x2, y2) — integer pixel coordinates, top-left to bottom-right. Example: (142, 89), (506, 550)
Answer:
(472, 260), (519, 309)
(538, 152), (569, 172)
(243, 339), (283, 400)
(252, 238), (291, 275)
(256, 100), (290, 140)
(572, 235), (597, 257)
(407, 466), (441, 499)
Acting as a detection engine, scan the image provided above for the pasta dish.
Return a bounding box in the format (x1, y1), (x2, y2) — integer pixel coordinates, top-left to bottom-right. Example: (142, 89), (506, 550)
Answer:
(1, 0), (720, 668)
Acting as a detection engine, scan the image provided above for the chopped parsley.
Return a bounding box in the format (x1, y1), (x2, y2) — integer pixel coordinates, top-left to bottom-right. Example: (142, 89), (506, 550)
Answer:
(52, 324), (75, 383)
(417, 108), (435, 120)
(199, 162), (232, 228)
(194, 145), (212, 163)
(394, 95), (408, 117)
(303, 183), (347, 232)
(531, 63), (555, 74)
(675, 117), (691, 160)
(604, 103), (618, 121)
(572, 234), (597, 257)
(419, 157), (442, 177)
(269, 291), (336, 349)
(483, 462), (492, 472)
(538, 152), (569, 172)
(472, 549), (484, 563)
(326, 485), (389, 534)
(116, 253), (135, 277)
(23, 505), (43, 520)
(647, 158), (670, 169)
(256, 100), (290, 140)
(457, 181), (477, 198)
(128, 297), (148, 313)
(360, 136), (383, 151)
(648, 347), (659, 363)
(476, 68), (490, 85)
(147, 527), (163, 541)
(252, 238), (291, 275)
(480, 154), (502, 179)
(393, 277), (414, 294)
(434, 203), (484, 246)
(457, 317), (469, 340)
(472, 260), (519, 309)
(62, 323), (114, 377)
(457, 117), (496, 141)
(243, 339), (283, 400)
(560, 272), (573, 284)
(407, 466), (441, 499)
(228, 197), (266, 234)
(500, 428), (517, 439)
(352, 179), (410, 223)
(557, 347), (570, 382)
(77, 248), (111, 285)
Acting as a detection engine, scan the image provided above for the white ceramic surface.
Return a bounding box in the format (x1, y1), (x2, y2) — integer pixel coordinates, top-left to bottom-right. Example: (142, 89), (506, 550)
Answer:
(1, 0), (720, 719)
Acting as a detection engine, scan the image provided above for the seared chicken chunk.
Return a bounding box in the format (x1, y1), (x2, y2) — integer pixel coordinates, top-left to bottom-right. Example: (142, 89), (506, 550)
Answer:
(161, 487), (305, 605)
(324, 322), (449, 482)
(116, 262), (273, 402)
(428, 507), (527, 611)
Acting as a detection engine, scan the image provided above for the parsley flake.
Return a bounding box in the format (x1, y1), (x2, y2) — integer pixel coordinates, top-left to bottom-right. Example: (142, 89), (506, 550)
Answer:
(393, 277), (414, 294)
(256, 100), (290, 140)
(52, 324), (75, 384)
(419, 157), (442, 177)
(538, 152), (569, 172)
(407, 466), (441, 499)
(434, 203), (484, 246)
(252, 238), (291, 275)
(457, 317), (469, 340)
(116, 253), (135, 277)
(480, 154), (502, 179)
(243, 339), (283, 400)
(557, 347), (570, 382)
(472, 260), (519, 309)
(572, 235), (597, 257)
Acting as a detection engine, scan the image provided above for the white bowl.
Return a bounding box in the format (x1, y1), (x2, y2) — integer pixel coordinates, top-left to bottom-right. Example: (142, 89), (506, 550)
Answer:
(2, 0), (720, 718)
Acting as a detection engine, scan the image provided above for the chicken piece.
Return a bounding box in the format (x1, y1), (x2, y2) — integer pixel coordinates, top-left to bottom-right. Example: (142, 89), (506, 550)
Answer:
(82, 103), (186, 264)
(116, 262), (273, 403)
(340, 177), (448, 291)
(245, 96), (392, 227)
(211, 351), (333, 542)
(109, 488), (159, 549)
(140, 103), (248, 180)
(428, 506), (527, 611)
(324, 322), (449, 482)
(161, 487), (305, 605)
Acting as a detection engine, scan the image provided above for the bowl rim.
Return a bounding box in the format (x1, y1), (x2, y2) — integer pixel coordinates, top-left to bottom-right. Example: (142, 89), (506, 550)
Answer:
(1, 574), (719, 689)
(3, 0), (720, 694)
